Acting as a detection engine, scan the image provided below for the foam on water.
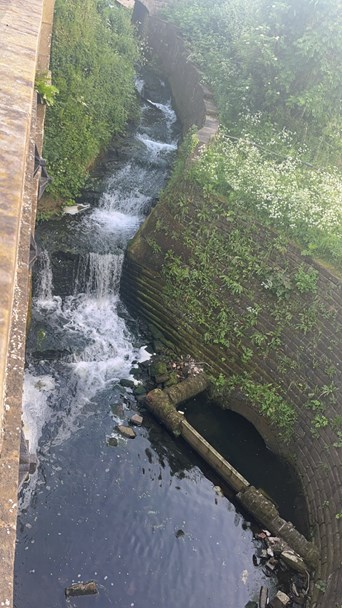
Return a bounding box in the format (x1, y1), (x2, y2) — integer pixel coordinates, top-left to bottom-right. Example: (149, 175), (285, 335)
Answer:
(91, 208), (141, 238)
(136, 133), (177, 163)
(22, 80), (177, 468)
(146, 99), (177, 132)
(22, 371), (55, 453)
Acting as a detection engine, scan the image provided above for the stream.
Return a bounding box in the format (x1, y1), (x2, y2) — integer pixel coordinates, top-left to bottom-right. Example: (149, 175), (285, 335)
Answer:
(14, 69), (280, 608)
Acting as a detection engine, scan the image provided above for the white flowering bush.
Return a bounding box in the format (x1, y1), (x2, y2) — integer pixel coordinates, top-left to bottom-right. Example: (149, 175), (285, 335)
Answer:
(191, 129), (342, 266)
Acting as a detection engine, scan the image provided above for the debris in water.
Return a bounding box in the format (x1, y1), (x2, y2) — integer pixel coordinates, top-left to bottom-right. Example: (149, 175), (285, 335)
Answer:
(241, 569), (249, 584)
(259, 585), (269, 608)
(63, 203), (90, 215)
(269, 590), (290, 607)
(65, 581), (98, 597)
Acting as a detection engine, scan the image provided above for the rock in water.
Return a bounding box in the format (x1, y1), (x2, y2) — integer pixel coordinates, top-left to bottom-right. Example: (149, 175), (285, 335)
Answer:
(259, 585), (269, 608)
(107, 437), (118, 447)
(117, 425), (136, 439)
(130, 414), (143, 426)
(270, 590), (291, 607)
(280, 550), (307, 574)
(65, 581), (98, 597)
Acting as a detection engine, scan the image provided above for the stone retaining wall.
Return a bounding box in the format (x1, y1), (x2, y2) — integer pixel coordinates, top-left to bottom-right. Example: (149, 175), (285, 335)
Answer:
(0, 1), (54, 604)
(123, 3), (342, 606)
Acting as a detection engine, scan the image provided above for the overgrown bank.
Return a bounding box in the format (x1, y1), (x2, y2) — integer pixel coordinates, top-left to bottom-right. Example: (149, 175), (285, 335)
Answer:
(123, 3), (342, 605)
(39, 0), (139, 214)
(162, 0), (342, 268)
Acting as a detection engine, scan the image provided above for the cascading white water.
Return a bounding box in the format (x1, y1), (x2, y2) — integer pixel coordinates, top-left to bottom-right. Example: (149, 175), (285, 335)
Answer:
(22, 78), (179, 460)
(36, 249), (53, 301)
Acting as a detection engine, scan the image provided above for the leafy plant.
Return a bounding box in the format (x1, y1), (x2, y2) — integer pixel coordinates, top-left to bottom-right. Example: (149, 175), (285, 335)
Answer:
(35, 72), (59, 106)
(295, 265), (318, 293)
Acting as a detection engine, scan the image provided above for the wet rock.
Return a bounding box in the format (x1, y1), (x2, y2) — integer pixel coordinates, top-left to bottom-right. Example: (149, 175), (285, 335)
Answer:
(155, 373), (169, 384)
(270, 590), (290, 607)
(164, 371), (178, 387)
(259, 585), (269, 608)
(117, 425), (136, 439)
(292, 595), (306, 606)
(150, 360), (168, 379)
(245, 602), (258, 608)
(175, 529), (185, 539)
(119, 378), (134, 388)
(280, 551), (307, 574)
(136, 394), (147, 403)
(130, 367), (141, 378)
(65, 581), (98, 597)
(133, 385), (146, 396)
(107, 437), (118, 447)
(253, 554), (259, 567)
(130, 414), (143, 426)
(265, 557), (278, 572)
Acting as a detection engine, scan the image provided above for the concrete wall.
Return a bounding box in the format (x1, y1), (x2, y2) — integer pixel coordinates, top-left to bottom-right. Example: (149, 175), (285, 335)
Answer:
(0, 1), (54, 604)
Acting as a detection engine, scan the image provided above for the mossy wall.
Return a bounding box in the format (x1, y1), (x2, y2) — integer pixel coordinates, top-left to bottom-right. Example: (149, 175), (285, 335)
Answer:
(123, 5), (342, 606)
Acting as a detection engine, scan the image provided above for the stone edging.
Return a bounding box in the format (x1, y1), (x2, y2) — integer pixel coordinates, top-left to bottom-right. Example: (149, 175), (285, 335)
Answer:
(0, 1), (55, 604)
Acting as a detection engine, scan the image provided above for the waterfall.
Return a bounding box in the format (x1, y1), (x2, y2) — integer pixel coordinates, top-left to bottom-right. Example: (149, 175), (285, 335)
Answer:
(36, 250), (53, 301)
(74, 253), (124, 297)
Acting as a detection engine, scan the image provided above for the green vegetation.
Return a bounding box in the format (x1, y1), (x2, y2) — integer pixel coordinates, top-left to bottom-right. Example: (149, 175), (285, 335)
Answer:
(44, 0), (139, 202)
(35, 72), (59, 106)
(142, 132), (340, 441)
(163, 0), (342, 268)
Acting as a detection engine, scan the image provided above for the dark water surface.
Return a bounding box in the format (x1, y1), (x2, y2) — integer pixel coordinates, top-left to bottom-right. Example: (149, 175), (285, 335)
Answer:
(15, 70), (279, 608)
(185, 397), (308, 535)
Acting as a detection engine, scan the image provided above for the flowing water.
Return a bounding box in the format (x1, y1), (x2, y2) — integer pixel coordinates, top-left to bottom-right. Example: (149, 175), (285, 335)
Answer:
(14, 71), (279, 608)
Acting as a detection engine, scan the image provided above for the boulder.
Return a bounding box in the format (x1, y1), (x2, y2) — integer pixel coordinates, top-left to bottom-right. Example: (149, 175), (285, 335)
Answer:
(117, 425), (136, 439)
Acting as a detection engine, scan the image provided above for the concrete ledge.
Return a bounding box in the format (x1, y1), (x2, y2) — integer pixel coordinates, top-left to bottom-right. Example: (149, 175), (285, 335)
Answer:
(0, 1), (54, 604)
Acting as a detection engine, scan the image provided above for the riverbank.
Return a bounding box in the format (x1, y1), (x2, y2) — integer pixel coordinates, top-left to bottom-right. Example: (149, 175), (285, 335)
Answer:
(122, 5), (342, 607)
